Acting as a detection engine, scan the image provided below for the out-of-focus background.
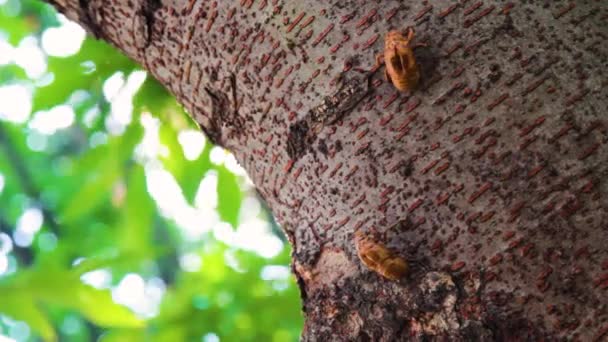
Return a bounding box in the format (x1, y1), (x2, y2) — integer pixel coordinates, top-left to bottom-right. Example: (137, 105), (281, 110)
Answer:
(0, 0), (302, 341)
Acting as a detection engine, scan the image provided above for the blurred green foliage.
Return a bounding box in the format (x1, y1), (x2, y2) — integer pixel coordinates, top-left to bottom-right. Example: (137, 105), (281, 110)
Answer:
(0, 0), (302, 341)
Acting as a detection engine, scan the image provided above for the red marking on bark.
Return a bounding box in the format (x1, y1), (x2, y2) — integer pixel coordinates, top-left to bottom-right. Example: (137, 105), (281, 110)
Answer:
(464, 5), (495, 28)
(574, 245), (590, 260)
(330, 34), (350, 54)
(422, 160), (439, 175)
(409, 199), (424, 212)
(405, 98), (421, 113)
(454, 184), (465, 194)
(537, 267), (553, 281)
(509, 201), (526, 221)
(549, 123), (573, 143)
(286, 12), (305, 33)
(382, 93), (399, 109)
(554, 3), (575, 19)
(356, 8), (378, 28)
(380, 186), (395, 199)
(327, 209), (337, 218)
(464, 39), (488, 55)
(489, 254), (503, 265)
(300, 16), (315, 29)
(312, 24), (334, 47)
(520, 116), (545, 137)
(292, 166), (303, 180)
(356, 128), (369, 140)
(413, 216), (427, 228)
(565, 88), (589, 106)
(362, 34), (380, 51)
(451, 261), (466, 271)
(466, 212), (481, 224)
(505, 73), (523, 86)
(528, 164), (545, 179)
(438, 4), (459, 18)
(431, 239), (443, 252)
(451, 66), (465, 78)
(560, 198), (582, 218)
(205, 10), (218, 32)
(414, 5), (433, 21)
(475, 129), (496, 145)
(580, 180), (595, 194)
(227, 8), (236, 20)
(445, 42), (463, 56)
(355, 142), (371, 156)
(394, 128), (410, 141)
(484, 272), (496, 282)
(537, 280), (550, 293)
(351, 194), (366, 209)
(350, 117), (368, 132)
(434, 82), (465, 104)
(468, 182), (492, 203)
(260, 54), (271, 69)
(542, 200), (556, 214)
(436, 192), (451, 205)
(370, 78), (384, 88)
(503, 230), (516, 241)
(521, 76), (549, 96)
(463, 2), (482, 15)
(479, 211), (495, 222)
(316, 164), (327, 177)
(340, 12), (355, 24)
(283, 159), (294, 173)
(336, 216), (350, 229)
(379, 114), (393, 127)
(500, 3), (515, 15)
(487, 93), (509, 110)
(578, 143), (600, 160)
(519, 135), (538, 150)
(385, 7), (399, 21)
(395, 113), (418, 132)
(329, 162), (343, 178)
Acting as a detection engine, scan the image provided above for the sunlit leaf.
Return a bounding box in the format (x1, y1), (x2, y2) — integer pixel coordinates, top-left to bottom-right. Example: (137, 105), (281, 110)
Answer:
(216, 166), (242, 228)
(0, 295), (56, 341)
(57, 122), (142, 225)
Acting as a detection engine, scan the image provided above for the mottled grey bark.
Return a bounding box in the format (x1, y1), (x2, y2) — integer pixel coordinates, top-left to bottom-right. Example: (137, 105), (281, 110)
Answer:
(47, 0), (608, 340)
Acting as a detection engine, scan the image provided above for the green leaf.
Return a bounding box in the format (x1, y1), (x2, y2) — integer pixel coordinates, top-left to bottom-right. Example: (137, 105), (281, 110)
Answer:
(32, 38), (136, 112)
(0, 295), (57, 342)
(114, 165), (154, 257)
(2, 262), (142, 332)
(216, 166), (242, 228)
(75, 285), (143, 328)
(58, 122), (142, 225)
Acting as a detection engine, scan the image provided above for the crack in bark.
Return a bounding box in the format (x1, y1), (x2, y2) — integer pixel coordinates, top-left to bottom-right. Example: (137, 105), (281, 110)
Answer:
(287, 74), (373, 160)
(141, 0), (161, 48)
(78, 0), (104, 39)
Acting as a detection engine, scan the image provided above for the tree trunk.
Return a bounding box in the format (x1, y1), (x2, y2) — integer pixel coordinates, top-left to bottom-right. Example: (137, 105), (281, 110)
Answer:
(46, 0), (608, 340)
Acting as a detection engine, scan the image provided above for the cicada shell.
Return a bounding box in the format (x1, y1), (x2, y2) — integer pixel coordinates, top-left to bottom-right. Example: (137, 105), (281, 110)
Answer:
(377, 27), (424, 92)
(354, 231), (409, 281)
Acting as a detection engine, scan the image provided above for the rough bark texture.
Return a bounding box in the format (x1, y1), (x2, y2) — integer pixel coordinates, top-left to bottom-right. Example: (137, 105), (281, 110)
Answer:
(47, 0), (608, 340)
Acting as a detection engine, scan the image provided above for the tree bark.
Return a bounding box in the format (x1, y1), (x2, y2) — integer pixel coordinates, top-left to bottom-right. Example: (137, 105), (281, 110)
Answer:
(46, 0), (608, 340)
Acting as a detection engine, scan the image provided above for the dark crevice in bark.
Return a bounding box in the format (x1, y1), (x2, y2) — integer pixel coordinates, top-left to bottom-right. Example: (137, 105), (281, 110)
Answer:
(287, 74), (373, 161)
(77, 0), (103, 39)
(140, 0), (161, 48)
(201, 87), (227, 147)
